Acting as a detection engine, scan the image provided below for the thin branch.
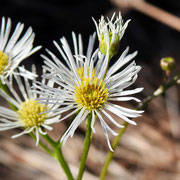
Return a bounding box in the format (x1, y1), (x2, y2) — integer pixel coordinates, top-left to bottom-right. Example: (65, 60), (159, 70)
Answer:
(111, 0), (180, 31)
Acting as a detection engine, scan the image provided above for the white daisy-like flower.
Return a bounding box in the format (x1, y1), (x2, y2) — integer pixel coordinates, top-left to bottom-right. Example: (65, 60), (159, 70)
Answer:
(0, 66), (60, 145)
(93, 12), (130, 58)
(0, 17), (41, 84)
(34, 33), (143, 151)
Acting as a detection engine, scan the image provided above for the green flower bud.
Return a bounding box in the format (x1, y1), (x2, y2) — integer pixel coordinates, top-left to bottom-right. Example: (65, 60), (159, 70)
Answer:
(99, 33), (120, 59)
(93, 12), (130, 59)
(160, 57), (176, 71)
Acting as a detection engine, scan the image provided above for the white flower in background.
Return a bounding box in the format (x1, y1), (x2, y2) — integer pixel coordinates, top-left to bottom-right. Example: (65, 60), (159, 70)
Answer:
(93, 12), (130, 58)
(34, 32), (143, 150)
(0, 17), (41, 84)
(0, 66), (60, 145)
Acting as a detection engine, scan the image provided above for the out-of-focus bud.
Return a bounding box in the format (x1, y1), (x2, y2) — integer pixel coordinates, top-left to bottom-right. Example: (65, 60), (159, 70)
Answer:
(160, 57), (176, 71)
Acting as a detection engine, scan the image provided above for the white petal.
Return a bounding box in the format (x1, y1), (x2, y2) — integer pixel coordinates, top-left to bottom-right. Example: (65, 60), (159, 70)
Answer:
(0, 90), (20, 108)
(104, 104), (137, 125)
(41, 124), (53, 131)
(101, 109), (124, 128)
(39, 127), (47, 135)
(91, 110), (96, 133)
(59, 107), (80, 122)
(12, 127), (34, 138)
(61, 108), (86, 145)
(35, 127), (40, 146)
(0, 106), (18, 117)
(96, 110), (118, 136)
(108, 97), (141, 102)
(100, 120), (114, 152)
(109, 88), (143, 97)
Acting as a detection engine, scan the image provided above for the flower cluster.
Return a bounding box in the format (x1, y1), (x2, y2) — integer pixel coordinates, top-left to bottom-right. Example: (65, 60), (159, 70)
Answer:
(0, 13), (143, 150)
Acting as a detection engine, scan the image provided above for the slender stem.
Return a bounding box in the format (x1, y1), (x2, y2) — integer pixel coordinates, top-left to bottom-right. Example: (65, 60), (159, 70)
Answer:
(41, 133), (57, 148)
(0, 80), (17, 111)
(100, 122), (128, 180)
(77, 114), (93, 180)
(137, 71), (180, 110)
(29, 132), (54, 156)
(41, 134), (74, 180)
(54, 147), (74, 180)
(99, 71), (180, 179)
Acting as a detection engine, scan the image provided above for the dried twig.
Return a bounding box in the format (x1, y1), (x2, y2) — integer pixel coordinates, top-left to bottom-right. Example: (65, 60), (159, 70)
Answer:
(111, 0), (180, 31)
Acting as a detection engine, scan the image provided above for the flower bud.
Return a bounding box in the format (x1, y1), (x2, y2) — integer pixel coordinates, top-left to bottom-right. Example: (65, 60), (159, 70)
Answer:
(160, 57), (176, 71)
(93, 12), (130, 59)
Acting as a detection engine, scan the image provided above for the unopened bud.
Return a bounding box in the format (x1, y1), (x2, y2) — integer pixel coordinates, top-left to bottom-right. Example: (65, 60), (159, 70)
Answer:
(99, 33), (120, 59)
(160, 57), (176, 71)
(93, 12), (130, 59)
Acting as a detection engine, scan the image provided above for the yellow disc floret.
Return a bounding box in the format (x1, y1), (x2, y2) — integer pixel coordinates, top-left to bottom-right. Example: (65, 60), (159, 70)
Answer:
(75, 77), (108, 110)
(76, 66), (96, 81)
(0, 51), (8, 75)
(18, 99), (48, 127)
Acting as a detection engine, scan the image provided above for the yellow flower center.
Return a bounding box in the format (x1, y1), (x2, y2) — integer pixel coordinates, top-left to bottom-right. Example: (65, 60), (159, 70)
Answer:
(76, 66), (96, 81)
(0, 51), (8, 75)
(18, 99), (48, 127)
(75, 77), (108, 111)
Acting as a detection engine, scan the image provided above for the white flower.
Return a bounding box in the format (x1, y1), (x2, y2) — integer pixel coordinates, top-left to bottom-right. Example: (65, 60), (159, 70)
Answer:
(0, 66), (61, 145)
(0, 17), (41, 84)
(34, 32), (143, 151)
(93, 12), (130, 58)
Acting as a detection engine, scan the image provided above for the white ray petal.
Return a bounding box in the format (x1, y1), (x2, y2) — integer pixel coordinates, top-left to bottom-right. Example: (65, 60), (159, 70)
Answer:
(0, 18), (11, 51)
(104, 104), (137, 125)
(59, 107), (80, 122)
(100, 120), (114, 152)
(61, 108), (86, 145)
(12, 127), (34, 138)
(35, 127), (40, 146)
(96, 110), (118, 136)
(109, 88), (143, 97)
(0, 106), (18, 117)
(0, 89), (20, 108)
(91, 110), (96, 133)
(70, 110), (88, 138)
(5, 22), (24, 52)
(41, 124), (53, 131)
(108, 97), (141, 102)
(108, 102), (144, 116)
(101, 109), (124, 128)
(39, 127), (47, 135)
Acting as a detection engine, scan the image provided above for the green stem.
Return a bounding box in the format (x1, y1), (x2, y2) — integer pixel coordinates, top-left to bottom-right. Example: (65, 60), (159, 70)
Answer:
(99, 122), (128, 180)
(41, 133), (57, 148)
(0, 80), (17, 111)
(41, 134), (74, 180)
(77, 114), (93, 180)
(137, 71), (180, 110)
(29, 132), (54, 156)
(99, 70), (180, 180)
(54, 147), (74, 180)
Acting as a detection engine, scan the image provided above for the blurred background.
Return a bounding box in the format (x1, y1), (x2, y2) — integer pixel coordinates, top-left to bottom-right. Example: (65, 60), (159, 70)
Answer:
(0, 0), (180, 179)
